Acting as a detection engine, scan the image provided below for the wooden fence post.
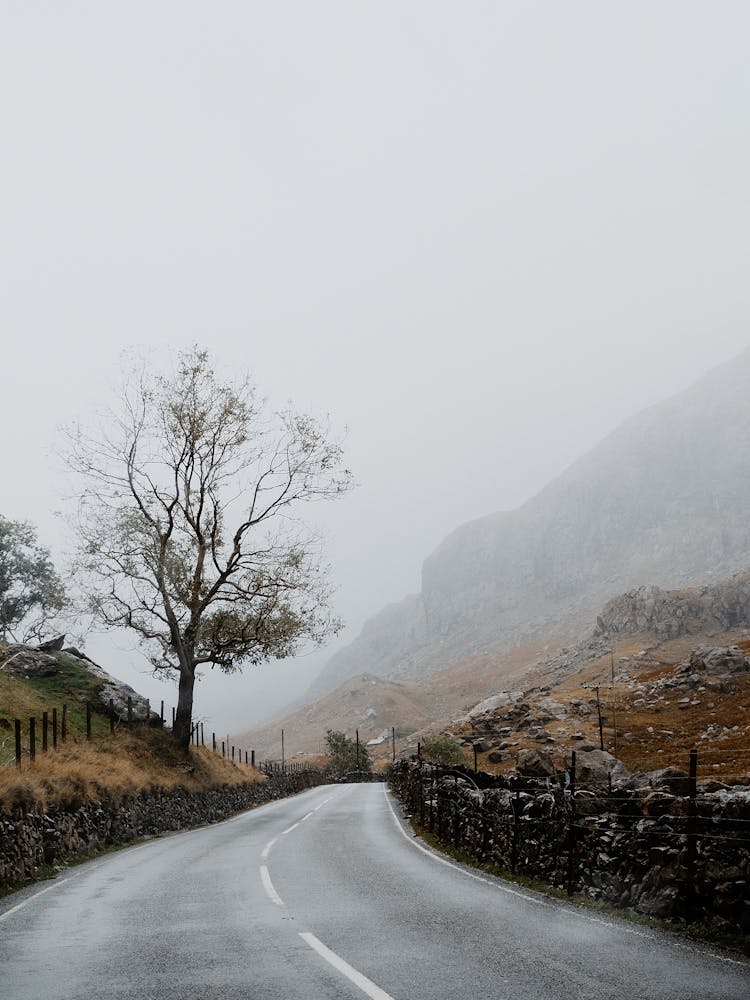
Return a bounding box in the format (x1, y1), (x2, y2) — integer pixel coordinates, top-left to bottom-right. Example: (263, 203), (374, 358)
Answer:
(251, 749), (255, 768)
(566, 751), (577, 895)
(686, 748), (698, 923)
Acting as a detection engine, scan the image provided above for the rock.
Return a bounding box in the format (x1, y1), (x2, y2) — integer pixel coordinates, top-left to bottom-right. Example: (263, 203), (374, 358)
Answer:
(537, 697), (568, 720)
(37, 634), (66, 651)
(689, 645), (750, 676)
(487, 750), (509, 764)
(1, 647), (60, 678)
(572, 749), (631, 792)
(644, 767), (691, 796)
(467, 691), (523, 717)
(516, 748), (556, 778)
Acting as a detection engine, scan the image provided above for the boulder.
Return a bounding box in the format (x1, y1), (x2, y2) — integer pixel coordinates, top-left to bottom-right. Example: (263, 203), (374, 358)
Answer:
(37, 634), (66, 651)
(688, 646), (750, 676)
(1, 647), (60, 678)
(468, 691), (523, 718)
(643, 767), (691, 796)
(516, 748), (556, 778)
(572, 749), (631, 792)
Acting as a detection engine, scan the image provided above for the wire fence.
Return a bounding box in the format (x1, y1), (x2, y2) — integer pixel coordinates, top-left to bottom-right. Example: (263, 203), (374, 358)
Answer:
(389, 749), (750, 934)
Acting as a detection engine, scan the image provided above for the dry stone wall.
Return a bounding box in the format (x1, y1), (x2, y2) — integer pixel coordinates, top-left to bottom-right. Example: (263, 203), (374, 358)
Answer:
(389, 761), (750, 936)
(0, 770), (325, 889)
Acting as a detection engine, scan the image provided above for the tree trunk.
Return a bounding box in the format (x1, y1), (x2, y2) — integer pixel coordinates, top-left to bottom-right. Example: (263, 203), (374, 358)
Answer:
(173, 666), (195, 751)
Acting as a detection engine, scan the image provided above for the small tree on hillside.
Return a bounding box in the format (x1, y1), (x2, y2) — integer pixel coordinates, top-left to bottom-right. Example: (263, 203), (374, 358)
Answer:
(325, 729), (371, 776)
(0, 516), (66, 643)
(65, 347), (353, 750)
(421, 734), (465, 766)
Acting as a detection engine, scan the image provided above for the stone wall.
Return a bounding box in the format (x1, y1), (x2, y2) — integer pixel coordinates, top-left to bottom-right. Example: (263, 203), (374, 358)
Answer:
(0, 769), (326, 889)
(389, 761), (750, 936)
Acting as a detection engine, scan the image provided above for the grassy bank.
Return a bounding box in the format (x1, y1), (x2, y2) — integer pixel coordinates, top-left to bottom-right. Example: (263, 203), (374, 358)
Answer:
(0, 727), (263, 814)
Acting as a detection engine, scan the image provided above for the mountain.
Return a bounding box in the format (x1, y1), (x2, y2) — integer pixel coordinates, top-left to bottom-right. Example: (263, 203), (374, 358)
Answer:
(309, 347), (750, 697)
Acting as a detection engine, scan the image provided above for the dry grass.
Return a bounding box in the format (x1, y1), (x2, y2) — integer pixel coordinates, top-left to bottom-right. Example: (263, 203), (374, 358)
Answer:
(0, 727), (264, 814)
(451, 630), (750, 782)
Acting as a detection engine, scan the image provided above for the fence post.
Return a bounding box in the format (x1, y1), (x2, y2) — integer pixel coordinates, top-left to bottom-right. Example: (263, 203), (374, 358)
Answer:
(52, 707), (58, 749)
(566, 750), (577, 895)
(511, 778), (521, 872)
(42, 711), (48, 753)
(251, 749), (255, 768)
(419, 765), (425, 827)
(212, 732), (217, 752)
(686, 748), (698, 923)
(172, 706), (176, 728)
(222, 741), (225, 758)
(61, 703), (67, 742)
(14, 719), (22, 767)
(160, 700), (164, 725)
(232, 745), (235, 763)
(29, 717), (36, 761)
(201, 723), (204, 746)
(86, 702), (92, 740)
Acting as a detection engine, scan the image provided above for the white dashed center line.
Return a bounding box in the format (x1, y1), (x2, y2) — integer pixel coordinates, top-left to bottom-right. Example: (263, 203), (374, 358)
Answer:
(300, 931), (396, 1000)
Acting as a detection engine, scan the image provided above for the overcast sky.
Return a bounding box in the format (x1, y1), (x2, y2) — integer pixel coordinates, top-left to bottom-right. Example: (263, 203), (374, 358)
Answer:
(2, 3), (749, 734)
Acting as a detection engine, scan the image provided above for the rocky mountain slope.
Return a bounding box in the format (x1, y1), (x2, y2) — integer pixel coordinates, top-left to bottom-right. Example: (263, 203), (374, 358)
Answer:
(309, 347), (750, 698)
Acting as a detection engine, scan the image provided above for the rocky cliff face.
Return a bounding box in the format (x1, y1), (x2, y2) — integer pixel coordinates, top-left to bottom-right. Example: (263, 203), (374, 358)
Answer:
(595, 572), (750, 640)
(311, 348), (750, 696)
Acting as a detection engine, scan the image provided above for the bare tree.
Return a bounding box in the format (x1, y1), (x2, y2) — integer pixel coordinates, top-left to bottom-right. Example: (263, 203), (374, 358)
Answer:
(66, 348), (353, 749)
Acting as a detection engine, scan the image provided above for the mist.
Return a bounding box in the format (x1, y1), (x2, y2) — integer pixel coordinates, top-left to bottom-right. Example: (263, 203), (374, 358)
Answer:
(2, 3), (749, 732)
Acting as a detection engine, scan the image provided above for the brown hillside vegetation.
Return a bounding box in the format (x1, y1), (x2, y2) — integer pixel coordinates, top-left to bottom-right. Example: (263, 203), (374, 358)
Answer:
(0, 645), (263, 814)
(0, 728), (263, 815)
(448, 629), (750, 783)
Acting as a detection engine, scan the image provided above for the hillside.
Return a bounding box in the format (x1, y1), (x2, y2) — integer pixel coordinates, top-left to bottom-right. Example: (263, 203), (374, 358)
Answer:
(309, 347), (750, 699)
(239, 572), (750, 782)
(0, 640), (262, 815)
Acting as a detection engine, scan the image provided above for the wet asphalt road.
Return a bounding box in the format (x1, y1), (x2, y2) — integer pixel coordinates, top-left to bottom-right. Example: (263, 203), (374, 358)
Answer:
(1, 782), (748, 999)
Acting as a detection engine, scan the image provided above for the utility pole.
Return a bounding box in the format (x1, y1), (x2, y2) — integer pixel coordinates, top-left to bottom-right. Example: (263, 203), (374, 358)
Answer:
(584, 683), (605, 751)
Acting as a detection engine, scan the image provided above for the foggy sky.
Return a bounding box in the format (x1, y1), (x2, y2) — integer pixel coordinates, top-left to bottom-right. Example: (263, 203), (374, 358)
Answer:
(2, 3), (749, 733)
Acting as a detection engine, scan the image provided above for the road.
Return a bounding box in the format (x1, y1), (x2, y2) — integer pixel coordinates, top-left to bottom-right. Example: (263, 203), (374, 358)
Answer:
(1, 782), (747, 999)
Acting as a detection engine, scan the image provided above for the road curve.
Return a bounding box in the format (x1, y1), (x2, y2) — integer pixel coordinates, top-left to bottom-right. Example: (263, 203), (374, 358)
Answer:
(1, 782), (747, 999)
